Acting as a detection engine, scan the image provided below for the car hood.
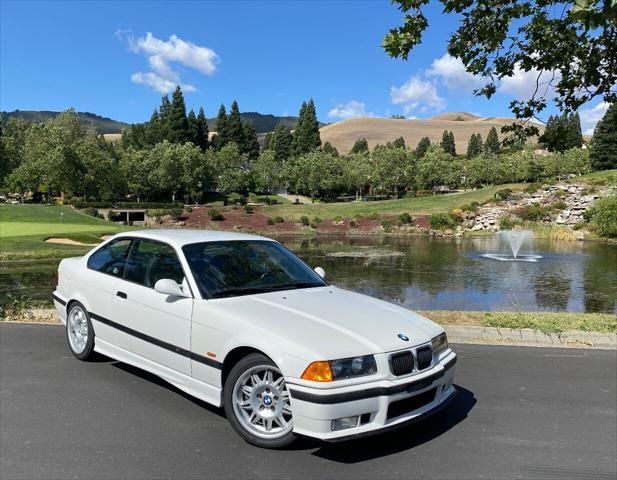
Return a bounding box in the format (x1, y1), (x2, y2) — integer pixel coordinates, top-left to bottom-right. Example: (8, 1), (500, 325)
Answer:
(211, 286), (443, 359)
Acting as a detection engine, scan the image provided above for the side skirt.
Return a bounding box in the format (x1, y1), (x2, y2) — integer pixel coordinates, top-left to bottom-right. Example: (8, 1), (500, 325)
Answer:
(94, 338), (223, 408)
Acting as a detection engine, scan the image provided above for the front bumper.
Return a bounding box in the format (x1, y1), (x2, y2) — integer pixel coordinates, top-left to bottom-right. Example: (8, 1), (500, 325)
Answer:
(288, 351), (457, 441)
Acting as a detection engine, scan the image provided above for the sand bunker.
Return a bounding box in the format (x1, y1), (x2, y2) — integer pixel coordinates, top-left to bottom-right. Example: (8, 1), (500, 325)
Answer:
(45, 238), (99, 246)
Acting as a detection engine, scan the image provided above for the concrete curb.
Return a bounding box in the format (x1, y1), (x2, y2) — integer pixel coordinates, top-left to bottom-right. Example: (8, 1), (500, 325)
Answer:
(444, 325), (617, 350)
(3, 309), (616, 350)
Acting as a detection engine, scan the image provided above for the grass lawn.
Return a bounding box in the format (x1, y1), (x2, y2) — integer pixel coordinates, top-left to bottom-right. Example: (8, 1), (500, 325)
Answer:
(422, 311), (617, 335)
(264, 184), (524, 221)
(0, 204), (130, 259)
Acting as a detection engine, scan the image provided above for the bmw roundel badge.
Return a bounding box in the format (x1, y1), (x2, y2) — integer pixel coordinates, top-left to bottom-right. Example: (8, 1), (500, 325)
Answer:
(398, 333), (410, 341)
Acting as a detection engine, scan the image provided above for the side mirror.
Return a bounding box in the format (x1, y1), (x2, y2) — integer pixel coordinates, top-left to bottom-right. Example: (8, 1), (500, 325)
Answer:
(314, 267), (326, 279)
(154, 278), (189, 298)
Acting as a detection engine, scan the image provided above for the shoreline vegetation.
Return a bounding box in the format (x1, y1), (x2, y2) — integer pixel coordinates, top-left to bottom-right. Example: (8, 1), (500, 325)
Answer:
(2, 307), (615, 338)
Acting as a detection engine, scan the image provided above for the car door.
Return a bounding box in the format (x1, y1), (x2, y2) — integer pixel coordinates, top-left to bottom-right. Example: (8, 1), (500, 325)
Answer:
(110, 239), (193, 376)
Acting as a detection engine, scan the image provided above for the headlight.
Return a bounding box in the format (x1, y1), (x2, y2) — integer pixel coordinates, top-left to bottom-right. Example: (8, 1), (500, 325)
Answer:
(301, 355), (377, 382)
(431, 332), (448, 355)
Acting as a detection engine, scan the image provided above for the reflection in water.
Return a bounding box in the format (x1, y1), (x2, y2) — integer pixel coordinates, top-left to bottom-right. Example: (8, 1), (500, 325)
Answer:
(1, 235), (616, 313)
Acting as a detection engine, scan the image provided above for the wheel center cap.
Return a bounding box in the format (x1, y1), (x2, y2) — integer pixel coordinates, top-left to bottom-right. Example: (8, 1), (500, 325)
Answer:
(263, 395), (272, 406)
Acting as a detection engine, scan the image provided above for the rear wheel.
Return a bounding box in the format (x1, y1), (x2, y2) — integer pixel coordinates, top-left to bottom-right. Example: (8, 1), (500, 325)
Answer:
(223, 353), (296, 448)
(66, 302), (96, 361)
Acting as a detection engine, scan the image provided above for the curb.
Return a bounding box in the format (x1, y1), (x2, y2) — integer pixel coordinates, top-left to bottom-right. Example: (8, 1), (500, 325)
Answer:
(444, 325), (617, 350)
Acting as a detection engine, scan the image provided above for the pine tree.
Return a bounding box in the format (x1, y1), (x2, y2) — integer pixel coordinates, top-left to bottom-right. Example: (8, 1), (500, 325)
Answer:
(242, 122), (260, 160)
(195, 107), (209, 151)
(392, 136), (406, 149)
(590, 103), (617, 171)
(146, 109), (163, 145)
(441, 130), (456, 156)
(271, 123), (294, 161)
(158, 95), (172, 140)
(415, 137), (431, 158)
(322, 141), (339, 156)
(569, 112), (583, 149)
(227, 100), (244, 147)
(187, 109), (198, 145)
(467, 133), (483, 158)
(485, 126), (500, 153)
(292, 98), (321, 155)
(350, 138), (369, 154)
(212, 104), (228, 150)
(540, 113), (583, 152)
(263, 132), (273, 151)
(168, 86), (189, 143)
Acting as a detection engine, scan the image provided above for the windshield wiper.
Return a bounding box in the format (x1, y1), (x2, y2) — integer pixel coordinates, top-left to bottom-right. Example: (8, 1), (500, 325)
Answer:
(210, 283), (322, 299)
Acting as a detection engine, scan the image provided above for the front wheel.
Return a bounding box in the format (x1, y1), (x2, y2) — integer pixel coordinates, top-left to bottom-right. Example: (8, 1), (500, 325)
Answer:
(223, 353), (296, 448)
(66, 302), (96, 361)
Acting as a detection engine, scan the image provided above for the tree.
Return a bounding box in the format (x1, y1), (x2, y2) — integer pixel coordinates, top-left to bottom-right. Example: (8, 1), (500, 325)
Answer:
(187, 109), (199, 146)
(146, 110), (164, 146)
(195, 107), (210, 151)
(417, 145), (456, 190)
(168, 86), (189, 143)
(262, 132), (273, 151)
(271, 123), (294, 161)
(227, 100), (244, 147)
(322, 141), (339, 156)
(208, 143), (249, 195)
(292, 98), (321, 155)
(392, 136), (406, 149)
(344, 152), (373, 200)
(539, 113), (583, 152)
(440, 130), (456, 157)
(242, 122), (260, 160)
(212, 104), (228, 149)
(467, 133), (483, 158)
(485, 127), (500, 154)
(350, 137), (369, 154)
(0, 117), (29, 186)
(120, 148), (153, 203)
(383, 1), (617, 137)
(590, 103), (617, 170)
(415, 137), (431, 158)
(372, 144), (415, 196)
(252, 149), (284, 193)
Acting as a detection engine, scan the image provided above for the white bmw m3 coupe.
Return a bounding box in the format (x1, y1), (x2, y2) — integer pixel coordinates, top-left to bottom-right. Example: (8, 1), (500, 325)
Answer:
(53, 230), (457, 448)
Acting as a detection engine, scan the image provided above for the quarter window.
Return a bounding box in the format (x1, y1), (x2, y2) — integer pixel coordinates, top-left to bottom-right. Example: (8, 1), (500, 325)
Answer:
(87, 239), (132, 277)
(123, 240), (185, 288)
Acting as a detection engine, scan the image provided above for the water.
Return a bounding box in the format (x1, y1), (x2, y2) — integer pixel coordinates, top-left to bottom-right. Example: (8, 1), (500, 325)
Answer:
(1, 235), (616, 313)
(481, 229), (543, 262)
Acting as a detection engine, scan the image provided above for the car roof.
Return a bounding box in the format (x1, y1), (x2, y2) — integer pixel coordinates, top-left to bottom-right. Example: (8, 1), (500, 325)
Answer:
(110, 229), (275, 248)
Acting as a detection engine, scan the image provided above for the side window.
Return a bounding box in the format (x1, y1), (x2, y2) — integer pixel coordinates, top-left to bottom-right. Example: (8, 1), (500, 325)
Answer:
(87, 239), (132, 277)
(123, 240), (185, 288)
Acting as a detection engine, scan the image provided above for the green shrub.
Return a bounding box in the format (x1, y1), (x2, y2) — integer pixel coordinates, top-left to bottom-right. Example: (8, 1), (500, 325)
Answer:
(513, 203), (552, 221)
(267, 217), (275, 225)
(81, 207), (102, 218)
(185, 206), (193, 213)
(349, 219), (359, 228)
(494, 188), (513, 201)
(588, 196), (617, 238)
(470, 201), (480, 209)
(499, 216), (522, 230)
(430, 213), (458, 230)
(208, 208), (225, 221)
(334, 215), (344, 223)
(524, 183), (542, 194)
(312, 217), (322, 224)
(398, 212), (413, 224)
(416, 190), (432, 197)
(299, 215), (310, 226)
(106, 210), (116, 222)
(169, 208), (184, 220)
(273, 216), (284, 224)
(573, 221), (586, 231)
(550, 200), (567, 211)
(367, 212), (380, 220)
(460, 203), (477, 213)
(244, 205), (254, 214)
(381, 219), (396, 232)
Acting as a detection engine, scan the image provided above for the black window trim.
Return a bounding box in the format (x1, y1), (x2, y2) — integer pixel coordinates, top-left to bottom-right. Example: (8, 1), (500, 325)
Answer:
(87, 236), (195, 298)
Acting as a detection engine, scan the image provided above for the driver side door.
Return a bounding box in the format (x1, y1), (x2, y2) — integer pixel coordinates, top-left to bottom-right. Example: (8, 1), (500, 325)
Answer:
(110, 239), (193, 377)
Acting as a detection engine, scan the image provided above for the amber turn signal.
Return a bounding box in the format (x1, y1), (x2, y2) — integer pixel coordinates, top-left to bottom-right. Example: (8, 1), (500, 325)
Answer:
(301, 361), (333, 382)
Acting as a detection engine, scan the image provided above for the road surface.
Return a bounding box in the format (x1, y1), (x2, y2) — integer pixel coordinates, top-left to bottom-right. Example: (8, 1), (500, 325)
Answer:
(1, 324), (615, 479)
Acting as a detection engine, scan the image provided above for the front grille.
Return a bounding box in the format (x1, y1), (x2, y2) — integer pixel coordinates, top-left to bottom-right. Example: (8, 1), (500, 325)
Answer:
(390, 351), (414, 376)
(416, 346), (433, 370)
(387, 388), (437, 420)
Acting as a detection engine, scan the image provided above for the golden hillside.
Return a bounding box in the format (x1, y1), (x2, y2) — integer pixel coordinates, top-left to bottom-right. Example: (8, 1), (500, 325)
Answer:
(319, 113), (543, 154)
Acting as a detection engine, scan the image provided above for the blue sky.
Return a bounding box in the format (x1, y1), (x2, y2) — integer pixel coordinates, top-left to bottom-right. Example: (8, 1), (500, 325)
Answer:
(0, 0), (608, 133)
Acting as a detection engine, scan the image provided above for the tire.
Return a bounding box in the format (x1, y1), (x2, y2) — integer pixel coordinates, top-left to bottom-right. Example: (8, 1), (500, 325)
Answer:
(223, 353), (296, 448)
(66, 301), (96, 361)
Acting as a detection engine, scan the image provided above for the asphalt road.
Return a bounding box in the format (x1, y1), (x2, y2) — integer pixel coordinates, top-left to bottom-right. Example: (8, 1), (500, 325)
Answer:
(1, 324), (616, 480)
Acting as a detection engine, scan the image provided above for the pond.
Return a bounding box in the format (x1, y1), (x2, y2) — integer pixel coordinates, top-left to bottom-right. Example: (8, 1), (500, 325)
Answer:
(1, 235), (616, 313)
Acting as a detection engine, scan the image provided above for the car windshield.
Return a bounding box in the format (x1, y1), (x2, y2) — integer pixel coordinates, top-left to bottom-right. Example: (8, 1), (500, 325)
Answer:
(182, 240), (327, 299)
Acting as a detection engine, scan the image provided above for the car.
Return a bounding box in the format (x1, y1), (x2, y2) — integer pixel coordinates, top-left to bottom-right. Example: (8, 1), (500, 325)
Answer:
(53, 230), (457, 448)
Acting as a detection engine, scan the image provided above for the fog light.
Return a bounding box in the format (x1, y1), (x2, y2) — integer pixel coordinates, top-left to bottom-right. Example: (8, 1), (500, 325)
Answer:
(331, 416), (359, 431)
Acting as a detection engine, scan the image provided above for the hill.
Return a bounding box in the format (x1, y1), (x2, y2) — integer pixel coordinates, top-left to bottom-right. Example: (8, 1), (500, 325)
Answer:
(319, 113), (545, 154)
(2, 110), (130, 135)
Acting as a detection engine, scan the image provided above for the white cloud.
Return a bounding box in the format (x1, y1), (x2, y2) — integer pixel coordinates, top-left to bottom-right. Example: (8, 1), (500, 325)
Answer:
(328, 100), (373, 119)
(121, 32), (219, 93)
(427, 54), (484, 93)
(579, 102), (609, 135)
(499, 65), (556, 100)
(390, 76), (446, 114)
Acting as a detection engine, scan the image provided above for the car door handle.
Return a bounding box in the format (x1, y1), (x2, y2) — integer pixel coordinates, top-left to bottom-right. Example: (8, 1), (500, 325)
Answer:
(116, 291), (127, 299)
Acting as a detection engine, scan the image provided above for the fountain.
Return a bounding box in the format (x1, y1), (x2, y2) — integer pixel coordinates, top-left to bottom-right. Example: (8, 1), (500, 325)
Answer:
(481, 229), (542, 262)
